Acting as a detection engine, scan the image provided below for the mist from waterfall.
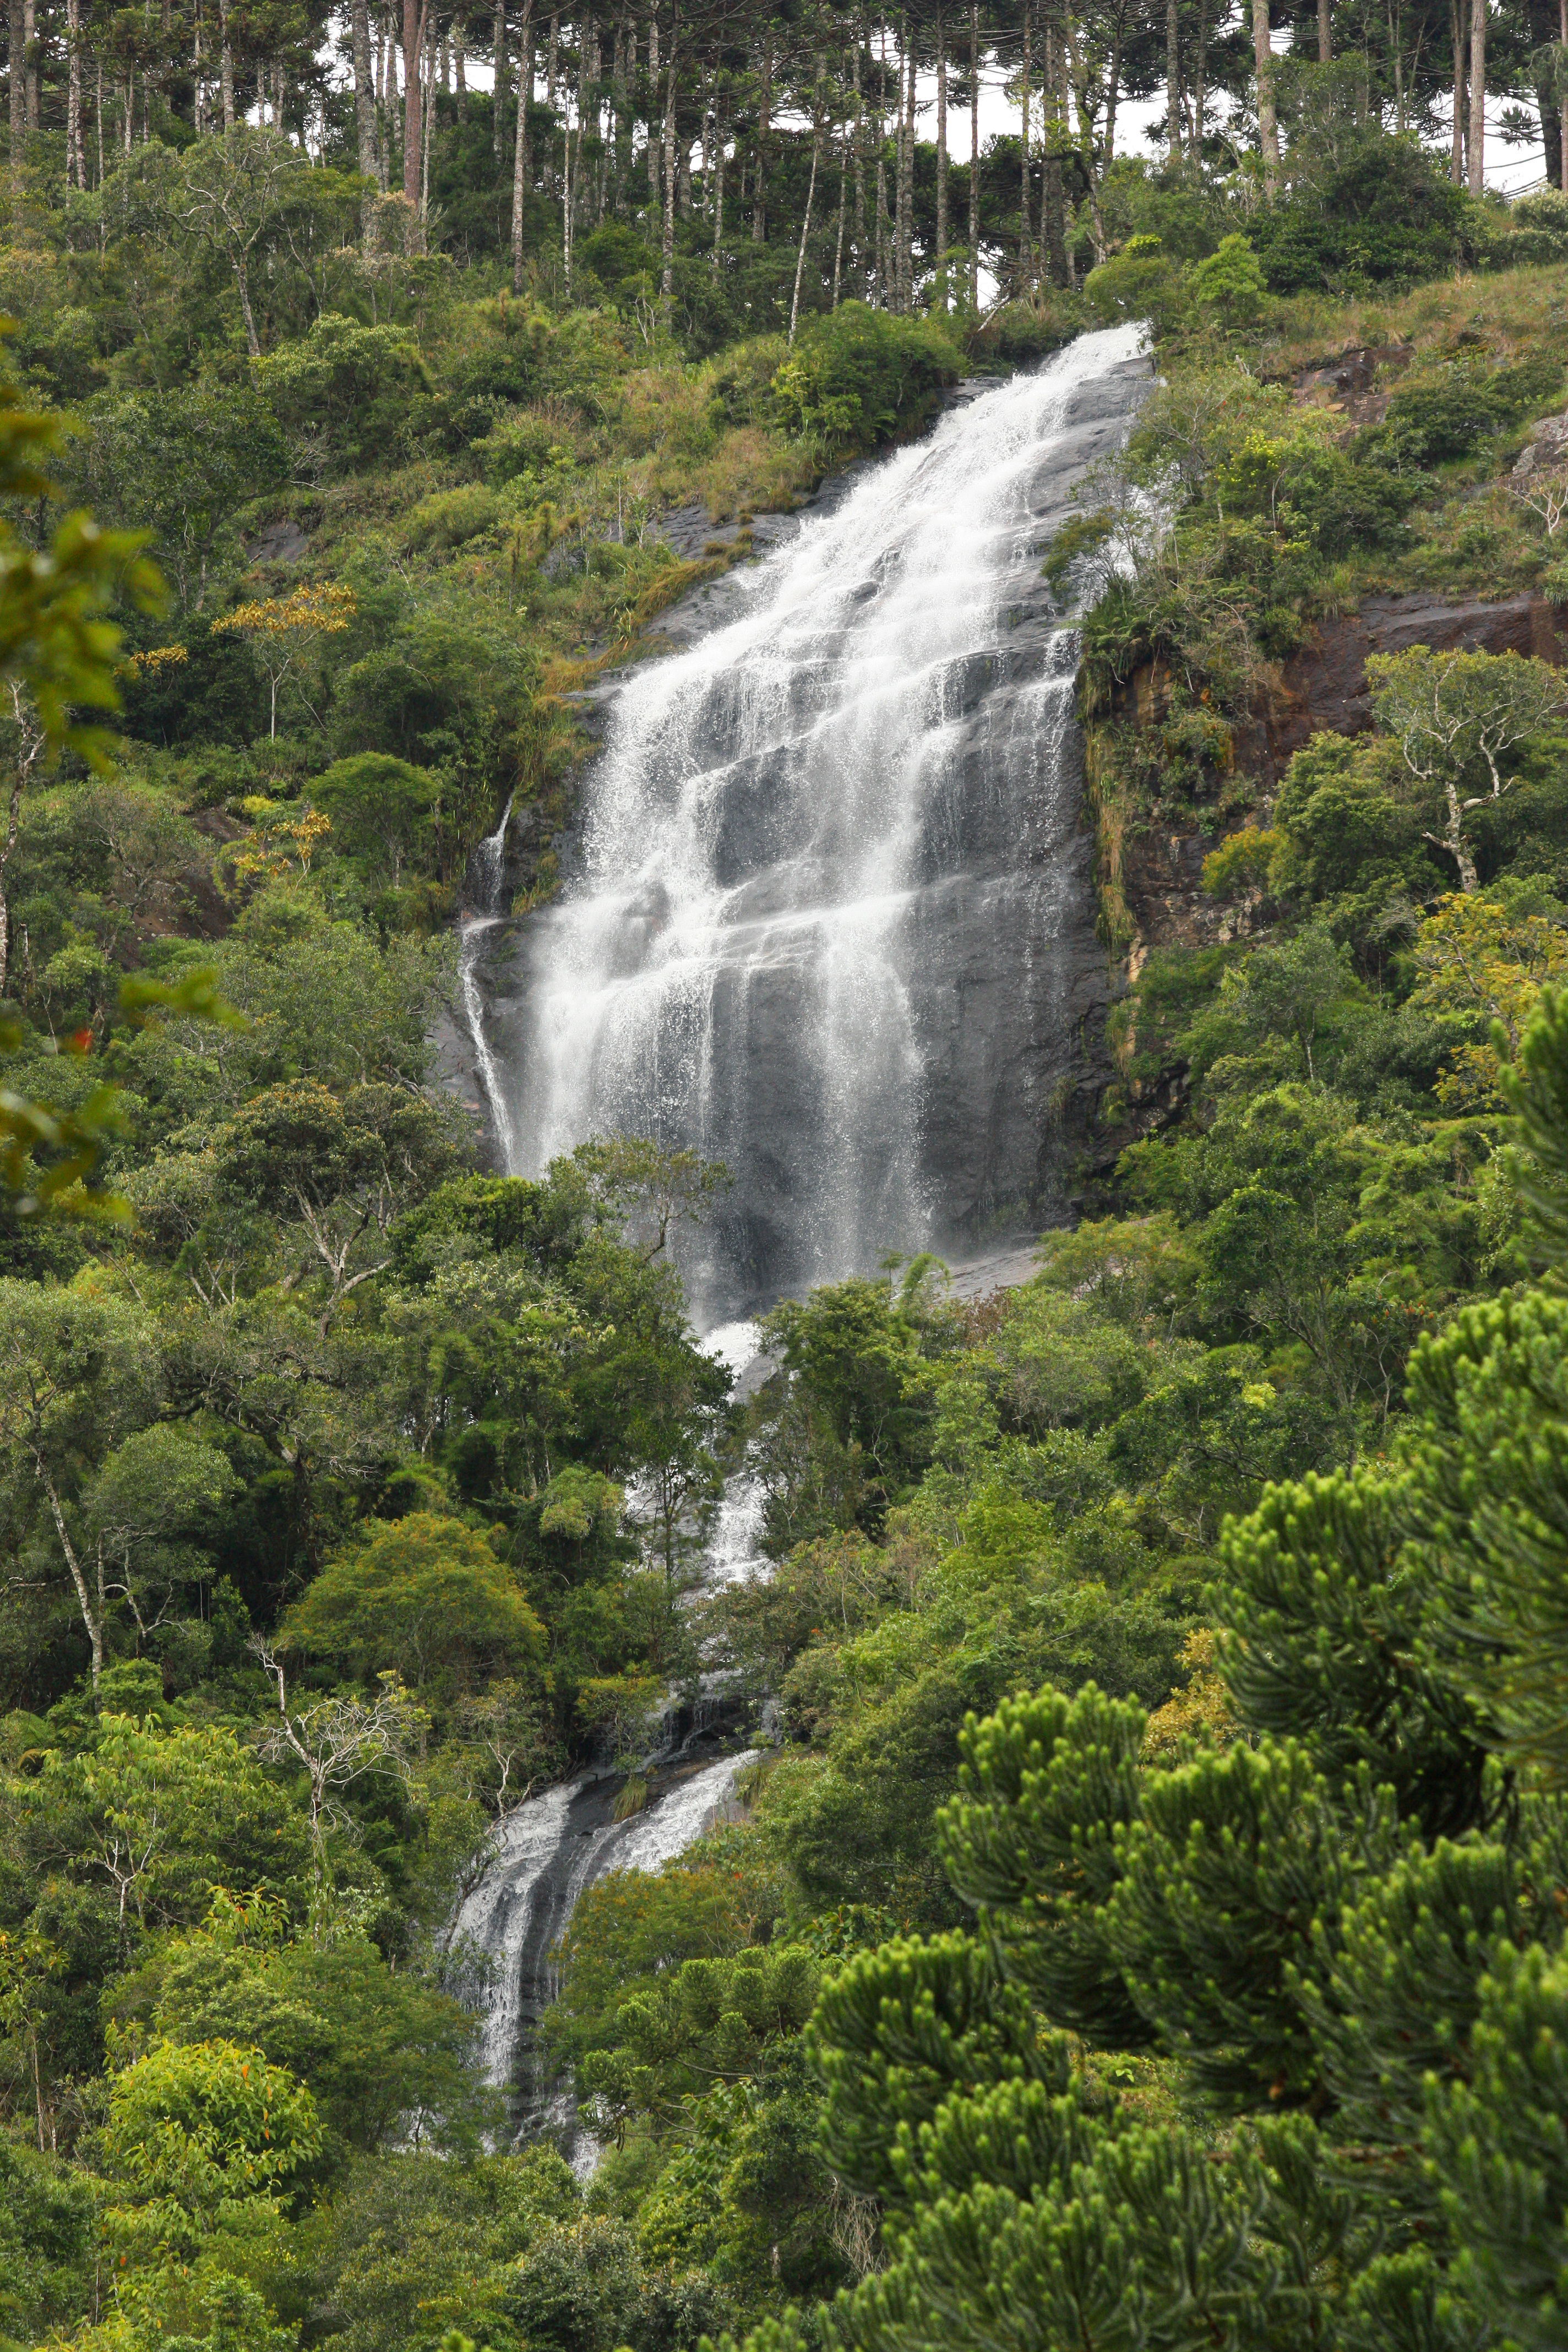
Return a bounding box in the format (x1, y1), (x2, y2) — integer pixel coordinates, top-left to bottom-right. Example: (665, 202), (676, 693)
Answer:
(499, 324), (1149, 1322)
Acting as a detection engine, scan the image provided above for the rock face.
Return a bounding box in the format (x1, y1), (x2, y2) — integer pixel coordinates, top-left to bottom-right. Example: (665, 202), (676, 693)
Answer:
(1235, 593), (1568, 792)
(488, 328), (1152, 1321)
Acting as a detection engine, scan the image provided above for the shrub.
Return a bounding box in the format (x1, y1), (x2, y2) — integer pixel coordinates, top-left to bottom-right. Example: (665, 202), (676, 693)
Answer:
(406, 483), (503, 551)
(1251, 137), (1469, 292)
(770, 302), (959, 449)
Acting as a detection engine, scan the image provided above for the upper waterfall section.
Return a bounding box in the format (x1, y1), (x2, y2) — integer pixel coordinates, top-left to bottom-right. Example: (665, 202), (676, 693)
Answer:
(502, 325), (1151, 1321)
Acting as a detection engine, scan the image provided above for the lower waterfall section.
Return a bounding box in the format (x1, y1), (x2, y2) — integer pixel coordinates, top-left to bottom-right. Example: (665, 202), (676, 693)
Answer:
(500, 324), (1150, 1321)
(449, 1749), (754, 2158)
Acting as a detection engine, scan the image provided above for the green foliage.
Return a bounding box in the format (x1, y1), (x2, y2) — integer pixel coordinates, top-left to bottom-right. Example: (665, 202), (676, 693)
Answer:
(770, 307), (959, 451)
(282, 1514), (543, 1693)
(1250, 138), (1472, 293)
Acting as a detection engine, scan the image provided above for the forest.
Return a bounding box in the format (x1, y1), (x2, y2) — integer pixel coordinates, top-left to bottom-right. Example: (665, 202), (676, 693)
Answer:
(4, 0), (1568, 2349)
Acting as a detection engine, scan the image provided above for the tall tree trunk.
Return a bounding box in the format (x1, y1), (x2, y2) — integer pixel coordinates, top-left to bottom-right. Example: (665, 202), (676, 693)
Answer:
(23, 0), (36, 131)
(1318, 0), (1331, 62)
(968, 0), (978, 308)
(493, 0), (507, 166)
(1192, 0), (1207, 159)
(511, 0), (533, 288)
(789, 97), (821, 341)
(852, 35), (867, 293)
(659, 5), (677, 324)
(1019, 1), (1032, 278)
(611, 12), (626, 208)
(832, 119), (846, 301)
(711, 117), (723, 258)
(1251, 0), (1279, 196)
(1167, 0), (1182, 161)
(752, 32), (768, 238)
(935, 5), (948, 305)
(1450, 0), (1464, 181)
(898, 19), (914, 310)
(95, 52), (102, 185)
(645, 13), (657, 201)
(403, 0), (427, 202)
(9, 0), (24, 186)
(1561, 0), (1567, 193)
(1042, 15), (1068, 285)
(352, 0), (378, 177)
(67, 0), (81, 183)
(1467, 0), (1484, 197)
(455, 20), (466, 105)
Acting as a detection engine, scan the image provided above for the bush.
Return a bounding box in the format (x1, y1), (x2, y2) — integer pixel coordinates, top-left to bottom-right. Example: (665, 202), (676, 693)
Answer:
(770, 302), (959, 449)
(406, 484), (503, 550)
(1081, 236), (1186, 331)
(1251, 137), (1469, 292)
(258, 315), (433, 474)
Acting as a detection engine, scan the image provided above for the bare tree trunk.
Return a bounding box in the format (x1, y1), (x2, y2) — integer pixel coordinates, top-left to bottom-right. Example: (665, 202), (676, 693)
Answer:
(645, 13), (657, 202)
(852, 34), (867, 291)
(935, 3), (948, 304)
(403, 0), (427, 202)
(711, 117), (723, 258)
(1019, 0), (1032, 276)
(790, 99), (821, 341)
(968, 0), (978, 308)
(352, 0), (378, 177)
(23, 0), (36, 131)
(493, 0), (507, 165)
(659, 4), (678, 324)
(897, 18), (914, 310)
(1467, 0), (1484, 197)
(9, 0), (24, 187)
(611, 11), (626, 207)
(41, 1469), (103, 1692)
(95, 52), (102, 184)
(511, 0), (533, 287)
(67, 0), (82, 184)
(1167, 0), (1181, 161)
(1252, 0), (1279, 195)
(1561, 0), (1567, 193)
(1317, 0), (1331, 61)
(455, 19), (466, 104)
(1450, 0), (1464, 181)
(1192, 0), (1207, 157)
(832, 119), (847, 302)
(217, 0), (232, 127)
(753, 31), (768, 238)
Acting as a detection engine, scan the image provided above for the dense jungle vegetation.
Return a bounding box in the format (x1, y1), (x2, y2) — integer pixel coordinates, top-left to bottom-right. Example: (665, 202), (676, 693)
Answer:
(6, 1), (1568, 2349)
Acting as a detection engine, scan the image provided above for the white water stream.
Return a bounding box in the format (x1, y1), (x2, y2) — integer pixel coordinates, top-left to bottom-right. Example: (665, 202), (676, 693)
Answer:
(450, 330), (1151, 2140)
(498, 323), (1149, 1319)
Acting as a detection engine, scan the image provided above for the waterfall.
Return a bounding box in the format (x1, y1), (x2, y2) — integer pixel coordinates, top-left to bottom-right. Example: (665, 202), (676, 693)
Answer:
(449, 1750), (755, 2153)
(460, 793), (516, 1166)
(451, 328), (1150, 2147)
(498, 325), (1150, 1321)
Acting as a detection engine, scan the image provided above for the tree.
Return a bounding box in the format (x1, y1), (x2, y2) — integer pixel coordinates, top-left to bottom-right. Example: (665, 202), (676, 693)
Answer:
(1367, 643), (1568, 894)
(69, 387), (288, 618)
(210, 581), (357, 738)
(104, 2038), (321, 2233)
(0, 1278), (160, 1690)
(31, 1716), (307, 1935)
(279, 1512), (545, 1692)
(249, 1633), (421, 1893)
(311, 753), (443, 886)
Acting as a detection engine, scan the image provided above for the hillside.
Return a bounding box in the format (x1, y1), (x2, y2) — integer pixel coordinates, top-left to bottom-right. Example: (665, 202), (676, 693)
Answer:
(6, 12), (1568, 2352)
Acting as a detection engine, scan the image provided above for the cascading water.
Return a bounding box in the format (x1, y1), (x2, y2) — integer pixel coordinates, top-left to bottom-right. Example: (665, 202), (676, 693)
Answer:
(460, 793), (516, 1165)
(451, 329), (1151, 2147)
(498, 325), (1150, 1321)
(449, 1750), (754, 2157)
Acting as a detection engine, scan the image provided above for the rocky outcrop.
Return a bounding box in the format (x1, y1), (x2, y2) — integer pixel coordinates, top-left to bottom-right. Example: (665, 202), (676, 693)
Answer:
(1290, 341), (1412, 431)
(1235, 592), (1568, 789)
